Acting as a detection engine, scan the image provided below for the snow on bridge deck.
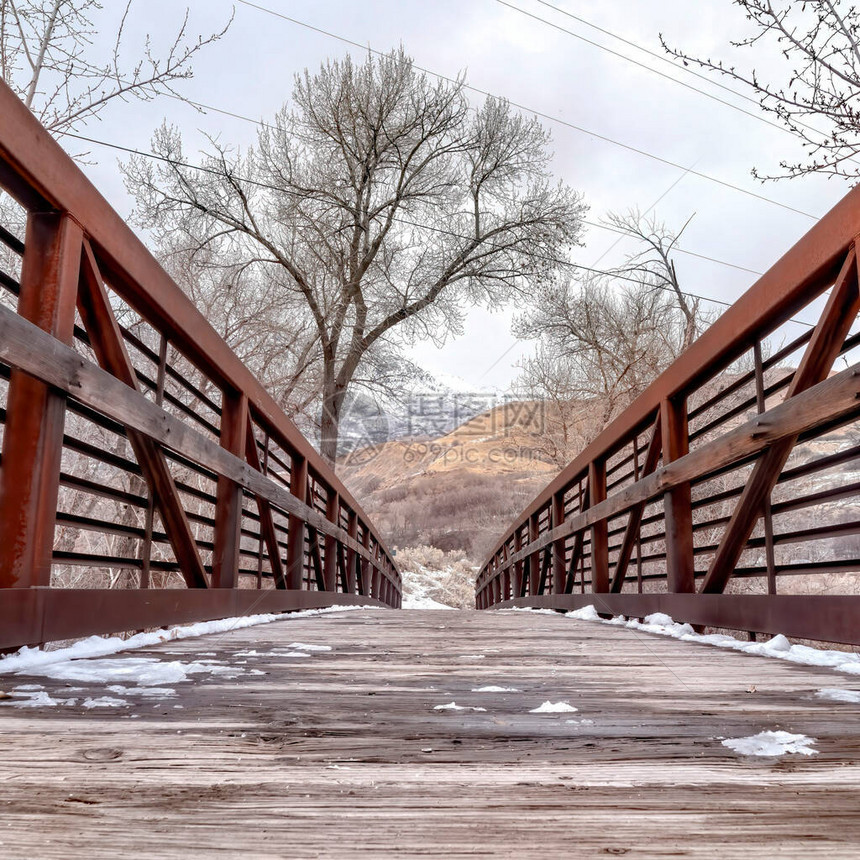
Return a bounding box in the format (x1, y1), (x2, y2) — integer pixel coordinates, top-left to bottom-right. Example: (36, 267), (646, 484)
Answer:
(1, 608), (860, 858)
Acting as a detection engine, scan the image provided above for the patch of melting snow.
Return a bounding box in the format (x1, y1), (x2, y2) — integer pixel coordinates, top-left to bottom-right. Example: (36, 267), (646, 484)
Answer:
(433, 702), (487, 712)
(288, 643), (332, 652)
(565, 718), (594, 726)
(816, 688), (860, 704)
(16, 655), (245, 688)
(234, 648), (310, 658)
(568, 605), (601, 622)
(185, 661), (245, 679)
(472, 686), (520, 693)
(26, 657), (191, 687)
(459, 654), (485, 660)
(107, 684), (176, 699)
(722, 731), (818, 757)
(498, 608), (559, 615)
(530, 701), (578, 714)
(82, 696), (128, 709)
(9, 690), (64, 708)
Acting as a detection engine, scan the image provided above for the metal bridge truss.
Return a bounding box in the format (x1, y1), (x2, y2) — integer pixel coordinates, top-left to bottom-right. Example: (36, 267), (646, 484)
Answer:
(0, 80), (400, 651)
(477, 183), (860, 646)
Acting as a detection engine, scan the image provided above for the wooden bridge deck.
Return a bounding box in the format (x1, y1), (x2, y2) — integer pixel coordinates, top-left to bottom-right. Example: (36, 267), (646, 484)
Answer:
(2, 608), (860, 858)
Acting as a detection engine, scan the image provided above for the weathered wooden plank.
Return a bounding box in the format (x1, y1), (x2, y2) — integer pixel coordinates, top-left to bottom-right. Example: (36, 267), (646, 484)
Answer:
(1, 609), (859, 858)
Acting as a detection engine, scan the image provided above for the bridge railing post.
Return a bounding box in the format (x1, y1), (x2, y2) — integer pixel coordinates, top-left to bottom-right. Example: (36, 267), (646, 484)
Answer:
(360, 527), (371, 596)
(589, 458), (609, 593)
(0, 212), (82, 590)
(346, 511), (358, 595)
(551, 490), (565, 595)
(212, 389), (249, 588)
(753, 341), (778, 595)
(514, 528), (524, 598)
(323, 491), (340, 592)
(286, 455), (309, 589)
(371, 541), (382, 600)
(661, 396), (695, 593)
(527, 513), (539, 596)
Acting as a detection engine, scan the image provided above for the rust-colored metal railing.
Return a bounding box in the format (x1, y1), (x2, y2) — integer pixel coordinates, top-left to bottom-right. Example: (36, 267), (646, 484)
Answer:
(0, 80), (400, 650)
(476, 183), (860, 646)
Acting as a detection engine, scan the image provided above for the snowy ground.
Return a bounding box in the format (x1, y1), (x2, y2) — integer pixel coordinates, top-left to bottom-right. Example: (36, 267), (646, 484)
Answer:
(399, 567), (460, 609)
(0, 604), (379, 677)
(395, 546), (476, 609)
(556, 604), (860, 676)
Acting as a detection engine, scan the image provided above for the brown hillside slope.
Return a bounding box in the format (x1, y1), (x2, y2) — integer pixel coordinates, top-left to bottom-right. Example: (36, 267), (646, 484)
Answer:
(341, 373), (860, 608)
(338, 400), (564, 561)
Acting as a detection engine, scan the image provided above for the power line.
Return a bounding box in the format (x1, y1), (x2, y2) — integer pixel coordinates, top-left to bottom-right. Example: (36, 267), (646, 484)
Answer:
(231, 0), (820, 221)
(532, 0), (852, 166)
(528, 0), (839, 150)
(65, 129), (779, 321)
(64, 83), (762, 281)
(495, 0), (788, 136)
(97, 84), (765, 276)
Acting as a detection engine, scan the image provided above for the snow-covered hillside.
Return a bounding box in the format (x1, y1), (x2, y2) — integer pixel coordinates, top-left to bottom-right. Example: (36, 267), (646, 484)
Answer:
(396, 546), (477, 610)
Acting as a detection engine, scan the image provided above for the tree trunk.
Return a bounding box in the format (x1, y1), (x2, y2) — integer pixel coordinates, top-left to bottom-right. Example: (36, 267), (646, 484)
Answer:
(319, 385), (346, 469)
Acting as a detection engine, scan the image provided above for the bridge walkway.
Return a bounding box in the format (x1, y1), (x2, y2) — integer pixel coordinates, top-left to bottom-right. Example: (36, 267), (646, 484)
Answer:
(1, 609), (859, 858)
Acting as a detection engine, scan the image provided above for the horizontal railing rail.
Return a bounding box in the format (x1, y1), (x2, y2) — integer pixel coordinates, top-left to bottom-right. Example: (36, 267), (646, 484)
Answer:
(476, 183), (860, 646)
(0, 79), (399, 649)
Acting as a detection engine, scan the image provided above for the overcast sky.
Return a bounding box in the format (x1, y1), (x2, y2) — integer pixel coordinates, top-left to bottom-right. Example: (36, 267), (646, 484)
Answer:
(70, 0), (851, 390)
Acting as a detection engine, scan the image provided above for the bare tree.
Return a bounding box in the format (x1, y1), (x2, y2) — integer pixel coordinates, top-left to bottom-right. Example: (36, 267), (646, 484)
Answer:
(514, 274), (694, 449)
(661, 1), (860, 180)
(157, 237), (326, 431)
(122, 49), (585, 466)
(511, 347), (594, 467)
(603, 209), (702, 351)
(0, 0), (231, 136)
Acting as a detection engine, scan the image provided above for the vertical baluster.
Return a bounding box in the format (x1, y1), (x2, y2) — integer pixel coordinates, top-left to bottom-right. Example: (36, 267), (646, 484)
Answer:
(286, 455), (308, 590)
(589, 459), (609, 593)
(661, 396), (695, 593)
(754, 341), (778, 595)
